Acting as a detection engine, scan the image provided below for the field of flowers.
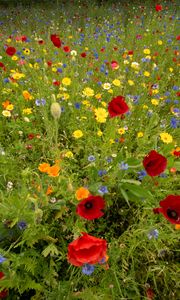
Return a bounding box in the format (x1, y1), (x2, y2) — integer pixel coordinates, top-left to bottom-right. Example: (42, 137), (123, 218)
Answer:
(0, 0), (179, 299)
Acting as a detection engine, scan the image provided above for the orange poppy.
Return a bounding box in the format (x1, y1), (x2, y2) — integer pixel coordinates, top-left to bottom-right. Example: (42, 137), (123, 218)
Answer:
(47, 165), (60, 177)
(75, 187), (90, 201)
(38, 163), (50, 173)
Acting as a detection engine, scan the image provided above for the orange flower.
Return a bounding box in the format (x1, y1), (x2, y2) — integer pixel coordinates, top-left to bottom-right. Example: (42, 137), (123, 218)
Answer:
(175, 224), (180, 230)
(47, 165), (60, 177)
(46, 186), (53, 195)
(2, 100), (11, 109)
(23, 90), (33, 100)
(75, 187), (90, 201)
(38, 163), (50, 173)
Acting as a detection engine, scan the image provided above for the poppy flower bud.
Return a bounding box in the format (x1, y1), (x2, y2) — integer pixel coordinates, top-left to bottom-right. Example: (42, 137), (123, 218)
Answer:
(50, 102), (61, 120)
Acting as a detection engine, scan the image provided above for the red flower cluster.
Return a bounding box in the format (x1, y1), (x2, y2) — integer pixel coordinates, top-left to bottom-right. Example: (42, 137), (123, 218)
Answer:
(0, 272), (8, 299)
(76, 195), (105, 220)
(50, 34), (61, 48)
(68, 233), (107, 266)
(5, 46), (16, 56)
(155, 4), (162, 12)
(143, 150), (167, 177)
(0, 62), (6, 71)
(108, 95), (129, 118)
(153, 195), (180, 224)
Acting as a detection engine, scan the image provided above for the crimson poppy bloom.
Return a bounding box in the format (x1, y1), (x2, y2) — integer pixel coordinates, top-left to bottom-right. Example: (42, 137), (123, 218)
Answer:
(111, 60), (119, 69)
(63, 46), (70, 53)
(0, 62), (6, 71)
(128, 50), (133, 55)
(5, 46), (16, 56)
(155, 4), (162, 11)
(0, 272), (8, 298)
(176, 35), (180, 41)
(68, 232), (107, 266)
(108, 96), (129, 118)
(153, 195), (180, 224)
(50, 34), (61, 48)
(76, 195), (105, 220)
(81, 52), (86, 58)
(143, 150), (167, 177)
(21, 35), (27, 42)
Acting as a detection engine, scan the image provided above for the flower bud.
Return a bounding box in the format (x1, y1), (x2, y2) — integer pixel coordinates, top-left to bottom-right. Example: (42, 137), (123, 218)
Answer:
(50, 102), (61, 119)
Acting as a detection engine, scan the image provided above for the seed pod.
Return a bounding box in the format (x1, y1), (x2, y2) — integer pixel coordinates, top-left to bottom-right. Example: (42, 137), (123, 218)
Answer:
(50, 102), (61, 119)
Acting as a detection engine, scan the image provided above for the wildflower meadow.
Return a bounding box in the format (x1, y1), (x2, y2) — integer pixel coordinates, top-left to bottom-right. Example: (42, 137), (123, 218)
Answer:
(0, 0), (179, 299)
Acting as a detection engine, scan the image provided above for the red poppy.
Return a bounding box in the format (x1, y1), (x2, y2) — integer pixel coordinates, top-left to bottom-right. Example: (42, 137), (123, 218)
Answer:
(108, 95), (129, 118)
(0, 62), (6, 71)
(28, 133), (35, 140)
(5, 46), (16, 56)
(155, 4), (162, 11)
(143, 150), (167, 177)
(128, 50), (133, 55)
(176, 92), (180, 97)
(38, 40), (44, 45)
(67, 232), (107, 266)
(53, 80), (60, 86)
(136, 34), (142, 39)
(0, 272), (8, 299)
(81, 52), (86, 58)
(63, 46), (70, 53)
(176, 35), (180, 41)
(111, 60), (119, 69)
(21, 35), (27, 42)
(100, 47), (105, 52)
(173, 150), (180, 157)
(153, 195), (180, 224)
(50, 34), (61, 48)
(47, 60), (52, 67)
(76, 195), (105, 220)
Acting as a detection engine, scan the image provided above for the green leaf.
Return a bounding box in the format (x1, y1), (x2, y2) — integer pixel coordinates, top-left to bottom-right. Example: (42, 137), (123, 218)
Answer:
(148, 112), (160, 129)
(120, 188), (131, 207)
(42, 243), (59, 257)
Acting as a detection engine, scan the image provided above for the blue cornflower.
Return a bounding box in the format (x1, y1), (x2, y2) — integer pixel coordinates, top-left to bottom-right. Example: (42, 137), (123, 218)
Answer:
(82, 264), (95, 275)
(137, 170), (147, 181)
(3, 78), (10, 83)
(0, 255), (6, 264)
(172, 85), (179, 91)
(159, 173), (168, 178)
(98, 170), (107, 177)
(35, 99), (41, 106)
(106, 157), (113, 163)
(119, 162), (129, 170)
(148, 229), (159, 240)
(88, 155), (96, 162)
(41, 98), (46, 106)
(17, 221), (27, 230)
(170, 117), (179, 128)
(98, 186), (108, 194)
(75, 102), (81, 109)
(57, 68), (62, 73)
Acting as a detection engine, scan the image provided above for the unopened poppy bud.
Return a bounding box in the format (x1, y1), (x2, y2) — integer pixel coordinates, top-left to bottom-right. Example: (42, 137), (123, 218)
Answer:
(50, 102), (61, 119)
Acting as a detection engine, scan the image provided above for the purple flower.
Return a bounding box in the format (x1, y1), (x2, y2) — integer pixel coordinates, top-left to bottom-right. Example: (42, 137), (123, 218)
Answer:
(137, 170), (147, 181)
(98, 186), (108, 194)
(82, 264), (95, 275)
(88, 155), (96, 162)
(17, 221), (27, 230)
(148, 229), (159, 240)
(0, 255), (6, 264)
(119, 162), (129, 170)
